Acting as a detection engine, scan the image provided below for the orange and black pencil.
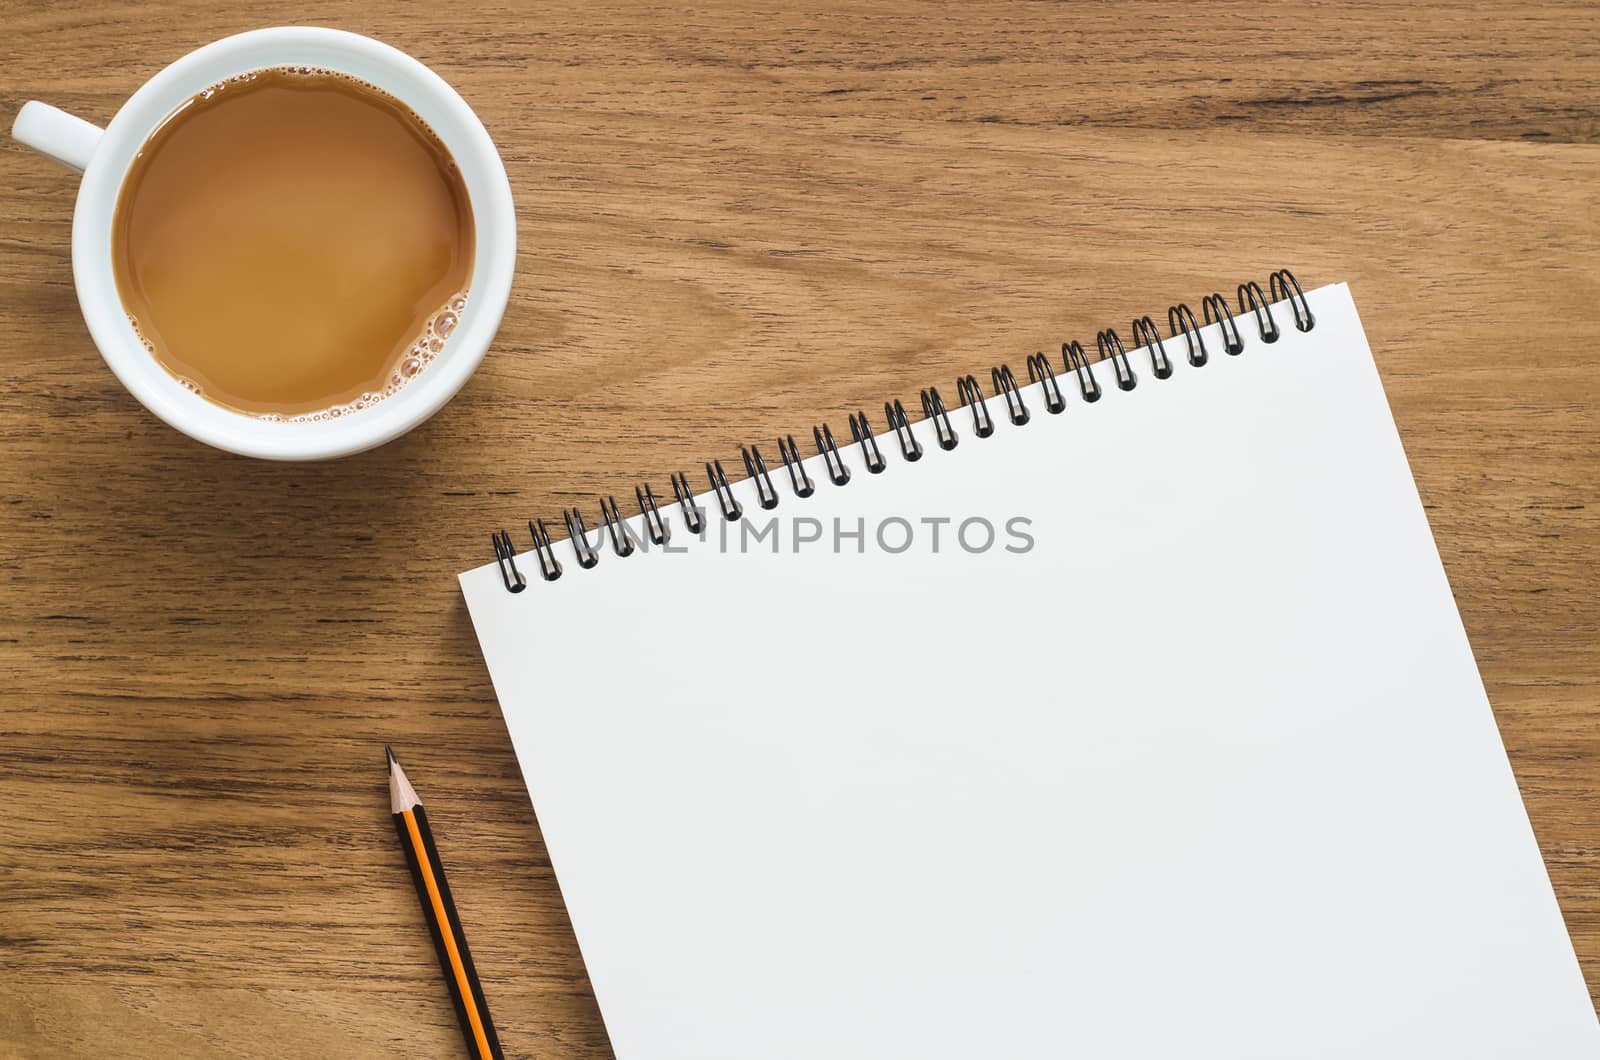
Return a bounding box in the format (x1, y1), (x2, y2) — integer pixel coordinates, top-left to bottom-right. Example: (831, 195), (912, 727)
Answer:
(388, 746), (504, 1060)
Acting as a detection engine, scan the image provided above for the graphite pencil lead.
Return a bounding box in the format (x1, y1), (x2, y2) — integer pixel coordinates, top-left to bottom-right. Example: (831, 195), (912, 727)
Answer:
(385, 743), (398, 769)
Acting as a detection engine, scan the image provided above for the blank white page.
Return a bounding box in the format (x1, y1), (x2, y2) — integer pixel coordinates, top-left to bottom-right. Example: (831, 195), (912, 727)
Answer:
(461, 284), (1599, 1059)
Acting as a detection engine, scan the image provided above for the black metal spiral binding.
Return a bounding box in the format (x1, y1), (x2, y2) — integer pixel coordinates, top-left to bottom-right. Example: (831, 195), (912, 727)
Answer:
(778, 433), (816, 497)
(1237, 281), (1280, 343)
(1062, 340), (1102, 402)
(707, 460), (742, 521)
(671, 471), (704, 534)
(1095, 329), (1137, 391)
(991, 365), (1030, 425)
(1026, 353), (1066, 413)
(1131, 315), (1174, 379)
(742, 446), (781, 509)
(491, 529), (526, 592)
(814, 423), (851, 486)
(885, 400), (924, 461)
(490, 269), (1316, 591)
(849, 411), (888, 473)
(562, 508), (600, 569)
(956, 375), (996, 437)
(1168, 303), (1208, 367)
(1202, 293), (1245, 356)
(1271, 269), (1314, 332)
(528, 518), (563, 581)
(635, 482), (668, 545)
(599, 495), (636, 556)
(920, 387), (958, 450)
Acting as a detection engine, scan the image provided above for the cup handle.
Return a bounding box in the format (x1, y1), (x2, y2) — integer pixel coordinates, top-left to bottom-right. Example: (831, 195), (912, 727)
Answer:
(13, 101), (104, 174)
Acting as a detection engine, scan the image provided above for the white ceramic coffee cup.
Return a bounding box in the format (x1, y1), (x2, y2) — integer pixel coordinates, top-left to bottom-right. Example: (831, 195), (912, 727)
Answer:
(12, 27), (516, 460)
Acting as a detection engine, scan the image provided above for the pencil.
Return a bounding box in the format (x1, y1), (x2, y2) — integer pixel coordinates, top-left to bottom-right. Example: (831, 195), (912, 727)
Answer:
(388, 745), (504, 1060)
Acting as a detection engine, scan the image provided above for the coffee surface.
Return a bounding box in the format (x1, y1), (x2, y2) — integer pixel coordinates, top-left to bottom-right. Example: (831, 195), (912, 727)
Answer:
(111, 68), (474, 419)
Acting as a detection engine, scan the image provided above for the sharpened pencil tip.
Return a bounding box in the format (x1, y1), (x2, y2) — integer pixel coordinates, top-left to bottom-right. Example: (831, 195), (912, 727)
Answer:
(387, 746), (421, 812)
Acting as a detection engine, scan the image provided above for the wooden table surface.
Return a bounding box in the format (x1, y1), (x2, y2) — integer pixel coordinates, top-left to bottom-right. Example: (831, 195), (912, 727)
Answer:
(3, 2), (1597, 1056)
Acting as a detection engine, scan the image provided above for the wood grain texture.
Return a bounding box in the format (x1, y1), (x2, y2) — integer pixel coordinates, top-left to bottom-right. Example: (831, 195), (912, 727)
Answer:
(2, 1), (1597, 1056)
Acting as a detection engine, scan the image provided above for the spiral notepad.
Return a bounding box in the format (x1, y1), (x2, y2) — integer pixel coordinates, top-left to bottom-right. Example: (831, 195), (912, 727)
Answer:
(460, 275), (1599, 1059)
